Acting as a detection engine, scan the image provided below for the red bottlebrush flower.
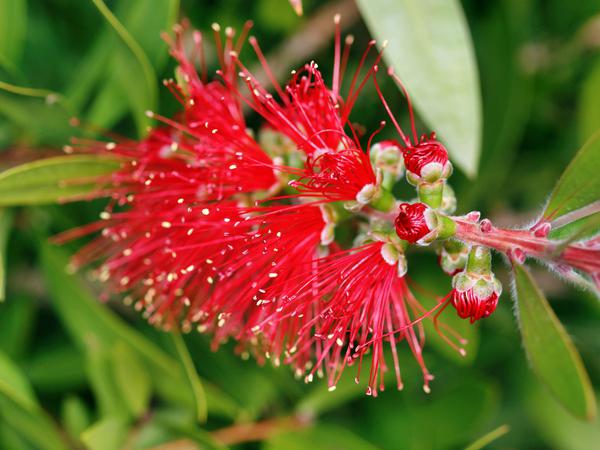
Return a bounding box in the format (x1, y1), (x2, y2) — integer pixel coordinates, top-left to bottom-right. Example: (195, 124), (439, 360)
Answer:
(450, 271), (502, 323)
(58, 18), (470, 396)
(394, 202), (436, 244)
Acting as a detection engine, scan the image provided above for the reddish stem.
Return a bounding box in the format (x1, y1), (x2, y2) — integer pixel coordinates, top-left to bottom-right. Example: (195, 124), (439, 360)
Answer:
(452, 218), (600, 274)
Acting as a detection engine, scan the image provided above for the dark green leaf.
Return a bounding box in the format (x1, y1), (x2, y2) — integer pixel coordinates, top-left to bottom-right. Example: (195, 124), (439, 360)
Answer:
(356, 0), (482, 176)
(513, 263), (597, 420)
(0, 155), (119, 206)
(0, 208), (12, 301)
(543, 131), (600, 222)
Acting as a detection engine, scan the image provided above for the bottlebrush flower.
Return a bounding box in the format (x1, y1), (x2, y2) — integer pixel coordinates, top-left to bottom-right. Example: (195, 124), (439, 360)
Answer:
(58, 17), (472, 396)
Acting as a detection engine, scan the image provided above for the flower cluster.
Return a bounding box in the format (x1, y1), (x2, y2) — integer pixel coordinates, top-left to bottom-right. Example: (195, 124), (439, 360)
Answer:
(61, 17), (501, 395)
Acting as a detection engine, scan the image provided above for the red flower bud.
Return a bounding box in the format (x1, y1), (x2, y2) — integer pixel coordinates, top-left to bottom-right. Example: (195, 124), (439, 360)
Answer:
(403, 136), (451, 183)
(451, 272), (502, 323)
(394, 202), (434, 243)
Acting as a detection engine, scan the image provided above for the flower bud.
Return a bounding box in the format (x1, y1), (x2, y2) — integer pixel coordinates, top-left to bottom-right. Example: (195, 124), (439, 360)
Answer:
(450, 246), (502, 322)
(394, 202), (456, 245)
(370, 140), (404, 176)
(394, 202), (435, 244)
(438, 240), (468, 275)
(451, 274), (502, 323)
(403, 135), (452, 185)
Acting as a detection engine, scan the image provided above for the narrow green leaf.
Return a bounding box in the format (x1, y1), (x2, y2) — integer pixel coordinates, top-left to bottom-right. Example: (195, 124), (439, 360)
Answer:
(0, 155), (119, 206)
(84, 337), (131, 420)
(513, 263), (597, 420)
(61, 396), (91, 440)
(0, 350), (67, 450)
(465, 424), (510, 450)
(543, 131), (600, 221)
(0, 0), (27, 68)
(356, 0), (482, 176)
(578, 56), (600, 145)
(0, 209), (12, 301)
(548, 211), (600, 242)
(171, 331), (207, 423)
(80, 417), (128, 450)
(90, 0), (158, 136)
(110, 342), (152, 418)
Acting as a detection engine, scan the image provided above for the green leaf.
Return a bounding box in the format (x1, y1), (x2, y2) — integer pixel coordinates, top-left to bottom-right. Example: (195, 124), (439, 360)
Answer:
(543, 131), (600, 222)
(548, 211), (600, 242)
(578, 56), (600, 145)
(84, 337), (131, 420)
(0, 0), (27, 69)
(0, 155), (119, 206)
(513, 263), (597, 420)
(528, 384), (600, 450)
(356, 0), (482, 176)
(0, 208), (12, 301)
(465, 424), (510, 450)
(110, 342), (152, 418)
(171, 332), (207, 423)
(264, 424), (382, 450)
(0, 350), (67, 450)
(80, 417), (128, 450)
(61, 396), (91, 440)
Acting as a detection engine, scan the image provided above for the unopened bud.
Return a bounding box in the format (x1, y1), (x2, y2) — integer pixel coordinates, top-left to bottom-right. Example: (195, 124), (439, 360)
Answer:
(403, 135), (452, 185)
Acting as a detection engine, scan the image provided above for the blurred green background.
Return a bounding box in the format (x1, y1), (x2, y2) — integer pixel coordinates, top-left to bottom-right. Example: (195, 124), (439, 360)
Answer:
(1, 0), (600, 449)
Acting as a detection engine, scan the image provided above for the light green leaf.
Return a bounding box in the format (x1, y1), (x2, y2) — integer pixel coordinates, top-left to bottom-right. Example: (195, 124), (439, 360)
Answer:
(513, 263), (596, 420)
(0, 350), (67, 450)
(61, 396), (91, 440)
(356, 0), (482, 176)
(111, 342), (152, 418)
(171, 332), (207, 423)
(465, 424), (510, 450)
(0, 0), (27, 69)
(0, 208), (12, 301)
(543, 131), (600, 222)
(578, 56), (600, 145)
(0, 155), (119, 206)
(80, 417), (128, 450)
(264, 424), (381, 450)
